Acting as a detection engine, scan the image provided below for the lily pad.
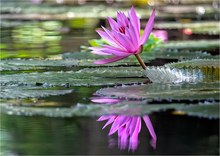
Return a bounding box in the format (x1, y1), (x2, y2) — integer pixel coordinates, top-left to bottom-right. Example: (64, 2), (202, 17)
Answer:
(161, 40), (219, 50)
(145, 59), (219, 83)
(153, 49), (217, 60)
(75, 67), (143, 78)
(155, 21), (220, 35)
(0, 59), (82, 71)
(0, 85), (73, 99)
(0, 70), (146, 87)
(0, 101), (182, 117)
(166, 59), (220, 68)
(175, 103), (219, 119)
(62, 51), (153, 66)
(96, 82), (220, 101)
(0, 101), (218, 119)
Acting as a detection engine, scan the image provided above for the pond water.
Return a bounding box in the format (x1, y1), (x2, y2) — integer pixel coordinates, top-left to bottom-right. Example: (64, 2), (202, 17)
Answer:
(0, 1), (219, 155)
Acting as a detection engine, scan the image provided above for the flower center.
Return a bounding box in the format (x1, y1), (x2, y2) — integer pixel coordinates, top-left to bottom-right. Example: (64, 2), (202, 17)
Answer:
(119, 26), (125, 34)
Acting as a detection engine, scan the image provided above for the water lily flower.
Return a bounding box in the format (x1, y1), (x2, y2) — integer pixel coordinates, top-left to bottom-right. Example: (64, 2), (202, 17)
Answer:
(97, 115), (157, 151)
(89, 6), (156, 69)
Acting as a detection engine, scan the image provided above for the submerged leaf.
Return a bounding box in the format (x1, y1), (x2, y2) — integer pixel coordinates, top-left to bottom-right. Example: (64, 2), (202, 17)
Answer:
(96, 82), (220, 101)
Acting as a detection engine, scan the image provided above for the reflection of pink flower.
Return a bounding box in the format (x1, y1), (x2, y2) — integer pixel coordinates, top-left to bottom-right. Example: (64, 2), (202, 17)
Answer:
(89, 6), (155, 65)
(91, 97), (120, 104)
(152, 30), (168, 42)
(97, 115), (157, 151)
(31, 0), (43, 4)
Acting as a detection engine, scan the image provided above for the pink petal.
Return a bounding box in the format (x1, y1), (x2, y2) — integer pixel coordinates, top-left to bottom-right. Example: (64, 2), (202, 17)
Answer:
(91, 51), (111, 56)
(101, 27), (127, 50)
(91, 97), (120, 104)
(107, 17), (119, 31)
(100, 47), (129, 56)
(93, 55), (129, 64)
(97, 115), (111, 121)
(96, 29), (118, 47)
(143, 115), (157, 141)
(117, 12), (129, 27)
(128, 6), (140, 43)
(140, 9), (156, 45)
(89, 47), (111, 55)
(90, 46), (127, 56)
(103, 116), (116, 129)
(111, 30), (135, 52)
(125, 24), (139, 51)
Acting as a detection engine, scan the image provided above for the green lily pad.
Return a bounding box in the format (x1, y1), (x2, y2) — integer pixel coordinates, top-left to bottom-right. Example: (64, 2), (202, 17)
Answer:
(75, 67), (143, 78)
(162, 40), (219, 50)
(0, 70), (146, 87)
(0, 101), (182, 117)
(155, 21), (220, 35)
(166, 59), (220, 68)
(62, 51), (153, 66)
(145, 59), (219, 83)
(96, 82), (220, 101)
(153, 49), (217, 60)
(0, 86), (73, 99)
(0, 100), (218, 119)
(0, 59), (82, 71)
(175, 103), (219, 119)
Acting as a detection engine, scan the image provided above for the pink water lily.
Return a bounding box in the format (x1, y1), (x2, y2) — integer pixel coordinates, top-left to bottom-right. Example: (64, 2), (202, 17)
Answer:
(97, 115), (157, 151)
(89, 6), (155, 69)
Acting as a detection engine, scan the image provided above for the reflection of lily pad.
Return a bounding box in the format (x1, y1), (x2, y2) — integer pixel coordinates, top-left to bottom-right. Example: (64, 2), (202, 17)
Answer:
(0, 70), (146, 87)
(96, 82), (220, 101)
(0, 86), (73, 99)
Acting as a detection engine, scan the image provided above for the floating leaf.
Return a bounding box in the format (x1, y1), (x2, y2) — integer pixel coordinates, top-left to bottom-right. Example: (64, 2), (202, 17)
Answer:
(166, 59), (220, 68)
(0, 59), (82, 71)
(0, 85), (73, 99)
(0, 101), (182, 117)
(96, 82), (220, 101)
(145, 59), (220, 83)
(175, 103), (219, 119)
(153, 49), (217, 60)
(75, 67), (143, 78)
(161, 40), (219, 50)
(145, 66), (202, 83)
(1, 101), (218, 118)
(0, 70), (146, 87)
(155, 21), (220, 35)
